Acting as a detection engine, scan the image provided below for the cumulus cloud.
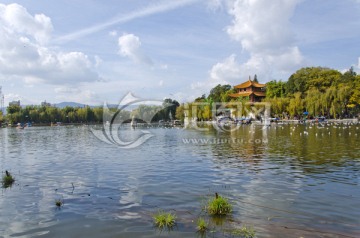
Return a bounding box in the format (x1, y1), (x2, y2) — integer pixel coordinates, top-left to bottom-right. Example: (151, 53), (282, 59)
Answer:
(0, 3), (53, 45)
(210, 54), (241, 84)
(209, 0), (304, 83)
(0, 3), (100, 85)
(118, 33), (153, 65)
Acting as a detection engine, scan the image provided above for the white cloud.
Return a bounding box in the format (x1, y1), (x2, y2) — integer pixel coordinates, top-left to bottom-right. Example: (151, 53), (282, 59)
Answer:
(210, 54), (241, 84)
(226, 0), (300, 53)
(0, 3), (53, 45)
(0, 3), (100, 85)
(118, 33), (152, 65)
(208, 0), (304, 83)
(209, 54), (274, 85)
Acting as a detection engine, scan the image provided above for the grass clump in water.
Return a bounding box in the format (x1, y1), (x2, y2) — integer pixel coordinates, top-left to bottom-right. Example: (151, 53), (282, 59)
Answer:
(196, 217), (208, 232)
(206, 193), (232, 216)
(55, 199), (63, 207)
(2, 170), (15, 188)
(231, 226), (256, 238)
(152, 210), (176, 229)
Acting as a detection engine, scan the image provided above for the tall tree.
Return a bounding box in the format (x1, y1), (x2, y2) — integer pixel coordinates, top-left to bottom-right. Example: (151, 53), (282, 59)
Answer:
(208, 84), (232, 102)
(266, 80), (286, 98)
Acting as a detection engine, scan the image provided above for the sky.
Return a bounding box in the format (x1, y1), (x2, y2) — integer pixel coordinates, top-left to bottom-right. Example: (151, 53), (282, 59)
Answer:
(0, 0), (360, 106)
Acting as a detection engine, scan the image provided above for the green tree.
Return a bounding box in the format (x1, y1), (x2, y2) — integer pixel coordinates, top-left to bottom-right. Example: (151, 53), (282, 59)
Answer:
(266, 80), (286, 98)
(208, 84), (232, 102)
(286, 67), (342, 94)
(7, 105), (21, 114)
(288, 92), (304, 117)
(161, 98), (180, 121)
(304, 88), (322, 117)
(0, 111), (4, 124)
(175, 104), (185, 121)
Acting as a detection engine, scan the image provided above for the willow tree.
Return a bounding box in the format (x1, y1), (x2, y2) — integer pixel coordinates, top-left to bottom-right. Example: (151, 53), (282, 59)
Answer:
(337, 84), (352, 116)
(305, 88), (322, 116)
(264, 97), (289, 118)
(288, 92), (304, 117)
(348, 75), (360, 110)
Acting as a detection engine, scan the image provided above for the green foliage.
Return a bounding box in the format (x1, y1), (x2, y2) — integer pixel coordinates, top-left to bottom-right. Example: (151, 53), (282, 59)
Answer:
(5, 105), (104, 124)
(288, 92), (304, 117)
(152, 210), (176, 229)
(206, 194), (232, 216)
(264, 97), (289, 118)
(2, 171), (15, 188)
(266, 80), (286, 98)
(161, 98), (180, 121)
(196, 217), (208, 232)
(286, 67), (342, 94)
(175, 104), (185, 121)
(7, 105), (21, 114)
(4, 98), (180, 124)
(0, 111), (3, 123)
(208, 84), (232, 102)
(231, 226), (256, 238)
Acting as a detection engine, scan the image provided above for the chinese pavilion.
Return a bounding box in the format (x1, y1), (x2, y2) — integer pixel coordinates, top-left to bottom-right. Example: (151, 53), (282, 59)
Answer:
(230, 77), (266, 102)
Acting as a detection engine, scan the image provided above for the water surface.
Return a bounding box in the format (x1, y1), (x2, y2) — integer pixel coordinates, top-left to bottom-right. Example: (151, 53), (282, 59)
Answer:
(0, 124), (359, 237)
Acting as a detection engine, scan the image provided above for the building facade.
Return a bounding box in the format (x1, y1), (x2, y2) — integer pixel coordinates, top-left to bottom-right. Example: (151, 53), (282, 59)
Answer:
(9, 100), (20, 106)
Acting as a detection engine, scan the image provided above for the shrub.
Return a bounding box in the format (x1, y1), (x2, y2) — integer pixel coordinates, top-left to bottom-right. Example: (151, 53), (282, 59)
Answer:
(207, 193), (232, 215)
(2, 170), (15, 188)
(153, 210), (176, 229)
(196, 217), (208, 232)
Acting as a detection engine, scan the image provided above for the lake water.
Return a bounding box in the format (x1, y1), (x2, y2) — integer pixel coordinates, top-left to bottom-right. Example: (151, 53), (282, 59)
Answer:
(0, 123), (359, 238)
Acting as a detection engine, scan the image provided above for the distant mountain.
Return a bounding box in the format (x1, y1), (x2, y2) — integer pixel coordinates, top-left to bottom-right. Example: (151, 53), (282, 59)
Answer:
(54, 102), (119, 109)
(54, 102), (155, 110)
(54, 102), (86, 108)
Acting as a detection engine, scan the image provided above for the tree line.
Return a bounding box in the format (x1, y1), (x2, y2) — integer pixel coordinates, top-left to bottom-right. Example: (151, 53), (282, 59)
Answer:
(175, 67), (360, 120)
(265, 67), (360, 119)
(1, 98), (180, 125)
(1, 66), (359, 125)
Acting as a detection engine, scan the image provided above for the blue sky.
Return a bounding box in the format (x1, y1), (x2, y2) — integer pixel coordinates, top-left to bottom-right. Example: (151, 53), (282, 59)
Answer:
(0, 0), (359, 106)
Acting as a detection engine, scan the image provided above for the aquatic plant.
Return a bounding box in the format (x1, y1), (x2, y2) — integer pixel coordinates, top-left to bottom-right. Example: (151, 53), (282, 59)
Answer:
(55, 199), (63, 207)
(2, 170), (15, 188)
(206, 193), (232, 215)
(196, 217), (208, 232)
(231, 226), (256, 238)
(153, 210), (176, 229)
